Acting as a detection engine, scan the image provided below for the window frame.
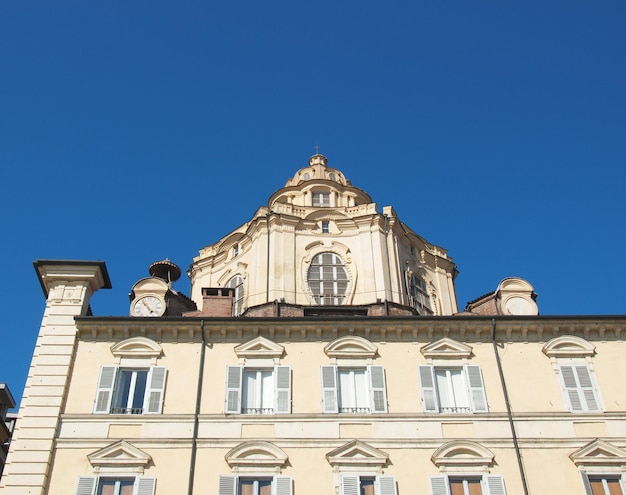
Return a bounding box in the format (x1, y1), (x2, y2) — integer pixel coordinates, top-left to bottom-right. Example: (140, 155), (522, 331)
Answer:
(225, 365), (291, 415)
(558, 362), (602, 413)
(339, 474), (397, 495)
(75, 476), (155, 495)
(418, 365), (488, 414)
(320, 365), (388, 414)
(312, 191), (331, 207)
(218, 475), (292, 495)
(582, 473), (626, 495)
(307, 252), (349, 305)
(225, 274), (245, 316)
(93, 366), (167, 415)
(429, 474), (506, 495)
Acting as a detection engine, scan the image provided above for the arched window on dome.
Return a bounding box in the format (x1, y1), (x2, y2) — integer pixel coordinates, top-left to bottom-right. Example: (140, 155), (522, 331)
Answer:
(226, 275), (245, 316)
(307, 253), (349, 305)
(409, 273), (433, 316)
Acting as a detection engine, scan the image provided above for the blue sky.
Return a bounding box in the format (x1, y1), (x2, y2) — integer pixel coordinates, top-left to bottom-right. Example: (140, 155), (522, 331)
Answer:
(1, 2), (625, 407)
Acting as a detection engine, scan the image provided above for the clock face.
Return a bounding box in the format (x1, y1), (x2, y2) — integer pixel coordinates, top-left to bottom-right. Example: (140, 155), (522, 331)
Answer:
(505, 296), (535, 315)
(132, 295), (165, 317)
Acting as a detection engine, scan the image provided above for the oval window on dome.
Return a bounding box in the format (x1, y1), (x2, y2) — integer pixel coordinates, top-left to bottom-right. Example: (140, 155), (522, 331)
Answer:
(307, 253), (349, 305)
(302, 172), (311, 180)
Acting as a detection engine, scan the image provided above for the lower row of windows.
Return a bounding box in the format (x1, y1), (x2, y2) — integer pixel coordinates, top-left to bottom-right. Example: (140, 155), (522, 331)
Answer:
(75, 473), (626, 495)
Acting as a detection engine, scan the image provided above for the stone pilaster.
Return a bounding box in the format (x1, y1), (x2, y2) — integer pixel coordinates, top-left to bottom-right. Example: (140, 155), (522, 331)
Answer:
(0, 261), (110, 494)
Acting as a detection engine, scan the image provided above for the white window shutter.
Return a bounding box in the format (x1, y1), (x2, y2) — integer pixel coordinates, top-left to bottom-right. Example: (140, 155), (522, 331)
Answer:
(429, 475), (450, 495)
(368, 365), (388, 413)
(93, 366), (117, 414)
(136, 477), (156, 495)
(341, 475), (360, 495)
(144, 367), (167, 414)
(273, 476), (292, 495)
(575, 365), (601, 411)
(465, 365), (488, 412)
(225, 366), (243, 414)
(580, 472), (593, 495)
(483, 475), (506, 495)
(75, 476), (97, 495)
(321, 365), (338, 413)
(378, 476), (397, 495)
(418, 366), (439, 413)
(275, 366), (291, 414)
(218, 475), (237, 495)
(560, 364), (584, 411)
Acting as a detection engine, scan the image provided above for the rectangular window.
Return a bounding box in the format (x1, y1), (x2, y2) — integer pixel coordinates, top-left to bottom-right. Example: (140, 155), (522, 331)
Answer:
(312, 192), (331, 207)
(429, 475), (506, 495)
(584, 474), (625, 495)
(225, 366), (291, 414)
(320, 365), (387, 414)
(93, 367), (167, 415)
(340, 475), (397, 495)
(322, 221), (330, 233)
(559, 364), (602, 412)
(418, 365), (488, 413)
(218, 476), (292, 495)
(75, 476), (155, 495)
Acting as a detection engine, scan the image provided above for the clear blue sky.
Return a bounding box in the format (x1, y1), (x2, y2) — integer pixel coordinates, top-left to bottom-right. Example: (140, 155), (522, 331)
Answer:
(1, 2), (625, 408)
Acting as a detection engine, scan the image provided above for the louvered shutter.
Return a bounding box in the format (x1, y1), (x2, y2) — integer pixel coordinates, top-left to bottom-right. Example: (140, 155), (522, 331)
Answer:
(321, 365), (338, 413)
(575, 365), (601, 411)
(218, 475), (237, 495)
(560, 365), (583, 411)
(136, 477), (156, 495)
(274, 476), (292, 495)
(275, 366), (291, 414)
(144, 367), (167, 414)
(368, 365), (388, 413)
(483, 475), (506, 495)
(378, 476), (397, 495)
(418, 366), (439, 412)
(93, 366), (117, 414)
(465, 365), (488, 412)
(429, 475), (450, 495)
(75, 476), (97, 495)
(580, 472), (593, 495)
(225, 366), (243, 414)
(341, 475), (360, 495)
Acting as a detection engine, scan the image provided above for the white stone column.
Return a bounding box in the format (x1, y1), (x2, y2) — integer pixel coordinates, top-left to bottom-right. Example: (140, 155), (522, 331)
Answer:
(0, 261), (110, 494)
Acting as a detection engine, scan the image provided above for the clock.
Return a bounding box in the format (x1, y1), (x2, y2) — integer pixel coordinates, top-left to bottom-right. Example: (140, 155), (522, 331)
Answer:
(131, 295), (165, 317)
(504, 296), (536, 315)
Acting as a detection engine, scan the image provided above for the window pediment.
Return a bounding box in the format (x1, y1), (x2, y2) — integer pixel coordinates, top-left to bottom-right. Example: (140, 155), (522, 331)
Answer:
(326, 440), (389, 469)
(543, 336), (595, 358)
(225, 441), (288, 470)
(432, 441), (494, 469)
(421, 338), (472, 360)
(325, 336), (378, 359)
(111, 337), (162, 359)
(235, 336), (284, 359)
(88, 440), (151, 472)
(570, 439), (626, 468)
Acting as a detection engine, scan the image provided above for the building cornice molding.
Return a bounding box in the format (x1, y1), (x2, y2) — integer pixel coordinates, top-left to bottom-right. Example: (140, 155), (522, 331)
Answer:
(76, 316), (626, 343)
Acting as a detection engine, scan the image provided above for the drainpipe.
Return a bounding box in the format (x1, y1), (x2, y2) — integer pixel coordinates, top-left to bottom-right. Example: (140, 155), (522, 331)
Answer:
(492, 318), (530, 495)
(188, 320), (206, 495)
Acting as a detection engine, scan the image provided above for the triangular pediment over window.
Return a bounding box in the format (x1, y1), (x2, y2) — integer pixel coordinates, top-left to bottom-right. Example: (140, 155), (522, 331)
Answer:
(88, 440), (152, 471)
(570, 439), (626, 467)
(543, 335), (595, 358)
(235, 336), (285, 359)
(421, 338), (472, 359)
(324, 336), (378, 359)
(326, 440), (389, 469)
(431, 440), (494, 469)
(225, 441), (288, 469)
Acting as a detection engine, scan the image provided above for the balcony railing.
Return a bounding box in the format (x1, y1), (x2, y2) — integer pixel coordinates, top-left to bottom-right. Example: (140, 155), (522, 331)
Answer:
(242, 408), (274, 415)
(440, 406), (471, 414)
(111, 407), (144, 415)
(339, 407), (370, 414)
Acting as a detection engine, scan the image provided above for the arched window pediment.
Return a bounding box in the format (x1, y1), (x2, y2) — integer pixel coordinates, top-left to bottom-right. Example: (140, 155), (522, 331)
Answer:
(225, 441), (288, 469)
(432, 441), (495, 469)
(421, 338), (472, 360)
(325, 336), (378, 359)
(543, 336), (596, 358)
(235, 336), (285, 360)
(111, 337), (162, 359)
